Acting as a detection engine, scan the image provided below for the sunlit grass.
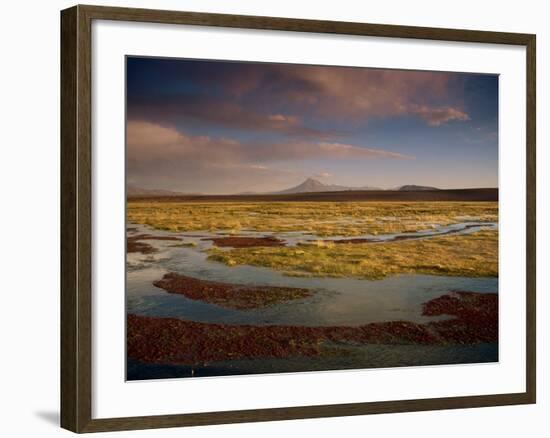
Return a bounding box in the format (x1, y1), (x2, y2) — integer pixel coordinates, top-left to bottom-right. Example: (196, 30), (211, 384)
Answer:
(127, 201), (498, 237)
(208, 230), (498, 279)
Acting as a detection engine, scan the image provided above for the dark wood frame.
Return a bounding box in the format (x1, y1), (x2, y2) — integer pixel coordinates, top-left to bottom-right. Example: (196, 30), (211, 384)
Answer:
(61, 4), (536, 433)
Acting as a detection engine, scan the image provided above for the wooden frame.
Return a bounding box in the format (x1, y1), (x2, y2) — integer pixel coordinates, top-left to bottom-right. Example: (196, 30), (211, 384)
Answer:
(60, 4), (536, 433)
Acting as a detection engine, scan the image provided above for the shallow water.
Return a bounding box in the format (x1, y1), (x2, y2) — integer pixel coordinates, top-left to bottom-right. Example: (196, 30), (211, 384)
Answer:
(179, 220), (497, 247)
(126, 222), (498, 378)
(127, 223), (497, 326)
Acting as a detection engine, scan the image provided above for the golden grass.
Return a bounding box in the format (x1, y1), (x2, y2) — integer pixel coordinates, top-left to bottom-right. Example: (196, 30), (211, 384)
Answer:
(208, 230), (498, 279)
(127, 201), (498, 237)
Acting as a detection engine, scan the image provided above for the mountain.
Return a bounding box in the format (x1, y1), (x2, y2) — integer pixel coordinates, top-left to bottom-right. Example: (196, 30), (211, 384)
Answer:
(127, 184), (185, 197)
(398, 184), (440, 191)
(274, 178), (381, 194)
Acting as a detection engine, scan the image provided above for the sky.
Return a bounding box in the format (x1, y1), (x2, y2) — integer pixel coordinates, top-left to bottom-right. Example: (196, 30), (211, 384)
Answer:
(126, 56), (498, 194)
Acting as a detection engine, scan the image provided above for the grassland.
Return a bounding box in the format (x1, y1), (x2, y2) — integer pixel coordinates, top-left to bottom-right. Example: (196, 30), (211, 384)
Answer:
(208, 230), (498, 279)
(127, 201), (497, 237)
(128, 200), (498, 279)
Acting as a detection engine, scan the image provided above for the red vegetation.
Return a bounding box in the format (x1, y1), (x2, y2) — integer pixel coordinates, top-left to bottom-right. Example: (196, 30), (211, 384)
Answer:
(203, 236), (286, 248)
(127, 291), (497, 365)
(422, 291), (498, 343)
(127, 240), (156, 254)
(127, 233), (182, 254)
(153, 272), (311, 310)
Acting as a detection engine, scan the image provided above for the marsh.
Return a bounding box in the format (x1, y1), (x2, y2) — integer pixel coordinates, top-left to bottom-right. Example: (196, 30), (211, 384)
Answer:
(126, 199), (498, 380)
(125, 56), (499, 380)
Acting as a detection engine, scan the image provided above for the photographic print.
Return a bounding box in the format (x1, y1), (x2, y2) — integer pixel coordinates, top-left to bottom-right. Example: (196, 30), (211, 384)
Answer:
(125, 57), (499, 381)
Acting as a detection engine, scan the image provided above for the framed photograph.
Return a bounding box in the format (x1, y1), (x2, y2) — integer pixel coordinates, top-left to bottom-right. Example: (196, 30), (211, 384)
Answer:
(60, 4), (536, 433)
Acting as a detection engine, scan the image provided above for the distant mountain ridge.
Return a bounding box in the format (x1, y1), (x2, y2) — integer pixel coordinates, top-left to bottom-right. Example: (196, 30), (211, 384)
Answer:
(273, 178), (381, 194)
(128, 180), (443, 197)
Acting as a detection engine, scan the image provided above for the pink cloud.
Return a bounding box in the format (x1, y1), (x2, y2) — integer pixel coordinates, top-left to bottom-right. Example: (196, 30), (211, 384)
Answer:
(128, 96), (335, 139)
(314, 172), (333, 179)
(129, 65), (470, 134)
(316, 142), (413, 160)
(408, 104), (470, 126)
(127, 121), (412, 165)
(224, 65), (470, 126)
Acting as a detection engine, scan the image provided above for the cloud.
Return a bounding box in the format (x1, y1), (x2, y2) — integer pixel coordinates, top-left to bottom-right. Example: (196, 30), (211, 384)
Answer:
(126, 121), (413, 192)
(316, 142), (413, 160)
(408, 104), (470, 126)
(127, 121), (412, 165)
(127, 62), (471, 135)
(128, 94), (339, 139)
(314, 172), (332, 178)
(279, 67), (471, 126)
(128, 158), (293, 195)
(268, 114), (299, 123)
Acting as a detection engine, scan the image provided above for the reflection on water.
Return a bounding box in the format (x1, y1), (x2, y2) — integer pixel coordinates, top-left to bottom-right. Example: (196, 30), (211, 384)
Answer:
(127, 223), (497, 327)
(126, 222), (498, 379)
